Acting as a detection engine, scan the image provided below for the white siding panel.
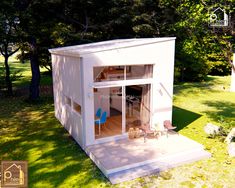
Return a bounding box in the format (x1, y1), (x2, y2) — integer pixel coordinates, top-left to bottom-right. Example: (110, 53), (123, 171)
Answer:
(52, 54), (84, 147)
(52, 54), (64, 121)
(61, 56), (82, 105)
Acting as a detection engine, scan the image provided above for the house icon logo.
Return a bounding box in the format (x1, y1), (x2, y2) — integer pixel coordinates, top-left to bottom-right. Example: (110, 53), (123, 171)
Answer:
(1, 161), (28, 187)
(209, 7), (229, 27)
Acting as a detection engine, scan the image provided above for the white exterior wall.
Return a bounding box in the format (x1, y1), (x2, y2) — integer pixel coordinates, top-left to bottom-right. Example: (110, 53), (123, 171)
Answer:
(80, 58), (95, 146)
(52, 54), (84, 147)
(152, 41), (175, 128)
(81, 40), (175, 146)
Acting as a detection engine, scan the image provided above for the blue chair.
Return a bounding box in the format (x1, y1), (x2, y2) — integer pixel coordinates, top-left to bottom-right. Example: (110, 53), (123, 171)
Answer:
(95, 111), (107, 135)
(95, 108), (102, 119)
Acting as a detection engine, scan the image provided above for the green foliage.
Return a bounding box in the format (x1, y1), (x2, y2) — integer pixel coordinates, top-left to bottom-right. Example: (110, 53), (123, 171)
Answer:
(1, 0), (235, 84)
(207, 60), (231, 76)
(159, 171), (172, 180)
(169, 1), (235, 81)
(0, 64), (22, 90)
(0, 66), (5, 89)
(180, 181), (195, 188)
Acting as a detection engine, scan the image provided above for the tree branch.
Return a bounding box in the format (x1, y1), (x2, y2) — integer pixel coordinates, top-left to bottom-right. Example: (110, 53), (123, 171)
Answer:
(201, 0), (207, 7)
(0, 47), (4, 56)
(230, 59), (235, 72)
(9, 47), (20, 57)
(43, 65), (52, 72)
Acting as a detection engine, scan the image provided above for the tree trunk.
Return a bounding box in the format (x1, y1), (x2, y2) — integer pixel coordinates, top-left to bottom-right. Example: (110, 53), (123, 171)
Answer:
(29, 37), (40, 101)
(4, 55), (13, 96)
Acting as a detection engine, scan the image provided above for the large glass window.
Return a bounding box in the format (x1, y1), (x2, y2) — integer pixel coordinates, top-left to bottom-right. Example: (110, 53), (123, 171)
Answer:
(93, 64), (153, 82)
(126, 65), (153, 80)
(72, 101), (81, 114)
(94, 87), (122, 139)
(93, 66), (124, 82)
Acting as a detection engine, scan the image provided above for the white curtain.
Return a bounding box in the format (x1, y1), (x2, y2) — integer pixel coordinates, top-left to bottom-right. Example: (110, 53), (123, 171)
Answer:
(140, 65), (152, 127)
(140, 84), (151, 126)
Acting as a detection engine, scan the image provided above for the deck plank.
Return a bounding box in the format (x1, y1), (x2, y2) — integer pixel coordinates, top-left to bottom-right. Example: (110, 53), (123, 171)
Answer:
(86, 134), (211, 184)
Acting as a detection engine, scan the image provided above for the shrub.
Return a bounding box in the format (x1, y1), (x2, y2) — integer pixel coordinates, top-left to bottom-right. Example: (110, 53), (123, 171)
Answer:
(0, 66), (22, 91)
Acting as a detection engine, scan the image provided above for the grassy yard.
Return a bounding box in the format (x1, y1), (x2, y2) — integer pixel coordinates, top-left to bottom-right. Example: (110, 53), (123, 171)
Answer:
(0, 60), (52, 88)
(0, 62), (235, 187)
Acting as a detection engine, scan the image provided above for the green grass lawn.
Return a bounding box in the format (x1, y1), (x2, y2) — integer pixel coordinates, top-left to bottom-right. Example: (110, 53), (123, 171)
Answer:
(0, 62), (235, 187)
(0, 60), (52, 88)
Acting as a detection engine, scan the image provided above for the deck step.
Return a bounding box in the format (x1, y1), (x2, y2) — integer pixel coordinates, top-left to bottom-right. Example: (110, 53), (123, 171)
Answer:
(108, 148), (211, 184)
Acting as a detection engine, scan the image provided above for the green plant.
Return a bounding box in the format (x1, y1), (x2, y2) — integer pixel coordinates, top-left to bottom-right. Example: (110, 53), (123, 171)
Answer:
(0, 65), (22, 90)
(159, 171), (172, 180)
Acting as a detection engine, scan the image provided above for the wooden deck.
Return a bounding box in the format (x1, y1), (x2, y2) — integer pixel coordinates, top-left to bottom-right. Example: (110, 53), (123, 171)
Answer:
(86, 133), (211, 184)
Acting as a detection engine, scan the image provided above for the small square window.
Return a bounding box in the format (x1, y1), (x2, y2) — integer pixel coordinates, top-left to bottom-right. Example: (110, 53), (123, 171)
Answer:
(65, 96), (71, 106)
(73, 101), (81, 114)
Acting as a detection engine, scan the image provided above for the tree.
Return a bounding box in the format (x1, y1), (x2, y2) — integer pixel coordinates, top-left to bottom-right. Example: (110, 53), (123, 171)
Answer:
(15, 0), (64, 101)
(0, 0), (20, 96)
(205, 0), (235, 91)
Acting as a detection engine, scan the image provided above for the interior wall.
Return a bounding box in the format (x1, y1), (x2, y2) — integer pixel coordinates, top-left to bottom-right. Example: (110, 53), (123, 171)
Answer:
(129, 65), (145, 78)
(94, 88), (110, 117)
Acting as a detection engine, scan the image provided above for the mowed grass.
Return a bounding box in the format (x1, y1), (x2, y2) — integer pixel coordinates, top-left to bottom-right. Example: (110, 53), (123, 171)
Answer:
(0, 97), (107, 188)
(0, 61), (235, 187)
(169, 76), (235, 188)
(0, 59), (52, 88)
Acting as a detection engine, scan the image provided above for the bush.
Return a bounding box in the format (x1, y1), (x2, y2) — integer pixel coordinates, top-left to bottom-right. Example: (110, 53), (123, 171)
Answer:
(174, 57), (209, 82)
(207, 61), (231, 76)
(175, 39), (210, 82)
(0, 67), (5, 90)
(0, 66), (22, 91)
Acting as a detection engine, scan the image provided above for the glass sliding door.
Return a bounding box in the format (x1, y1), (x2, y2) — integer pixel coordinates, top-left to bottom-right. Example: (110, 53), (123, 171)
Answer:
(93, 64), (153, 140)
(94, 87), (123, 139)
(125, 84), (151, 132)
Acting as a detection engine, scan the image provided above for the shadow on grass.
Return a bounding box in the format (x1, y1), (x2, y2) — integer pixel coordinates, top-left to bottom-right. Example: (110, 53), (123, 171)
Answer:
(202, 101), (235, 126)
(174, 76), (229, 95)
(172, 106), (202, 131)
(0, 96), (108, 187)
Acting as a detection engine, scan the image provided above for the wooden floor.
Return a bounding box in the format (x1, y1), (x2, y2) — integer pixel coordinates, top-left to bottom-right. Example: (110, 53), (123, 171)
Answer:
(95, 115), (122, 139)
(95, 114), (141, 139)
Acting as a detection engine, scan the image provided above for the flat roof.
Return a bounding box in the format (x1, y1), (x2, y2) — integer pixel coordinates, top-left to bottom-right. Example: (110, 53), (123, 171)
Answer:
(49, 38), (176, 57)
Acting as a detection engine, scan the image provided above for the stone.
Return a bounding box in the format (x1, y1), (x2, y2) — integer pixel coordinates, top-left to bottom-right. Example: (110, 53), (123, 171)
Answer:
(204, 123), (221, 136)
(225, 128), (235, 144)
(227, 143), (235, 157)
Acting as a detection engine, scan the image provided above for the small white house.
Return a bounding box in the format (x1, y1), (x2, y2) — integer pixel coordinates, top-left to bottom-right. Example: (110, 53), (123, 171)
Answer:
(49, 38), (176, 149)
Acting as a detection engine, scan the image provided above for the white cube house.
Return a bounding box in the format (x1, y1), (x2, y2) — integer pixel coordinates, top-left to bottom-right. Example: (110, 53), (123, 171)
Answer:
(49, 38), (176, 149)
